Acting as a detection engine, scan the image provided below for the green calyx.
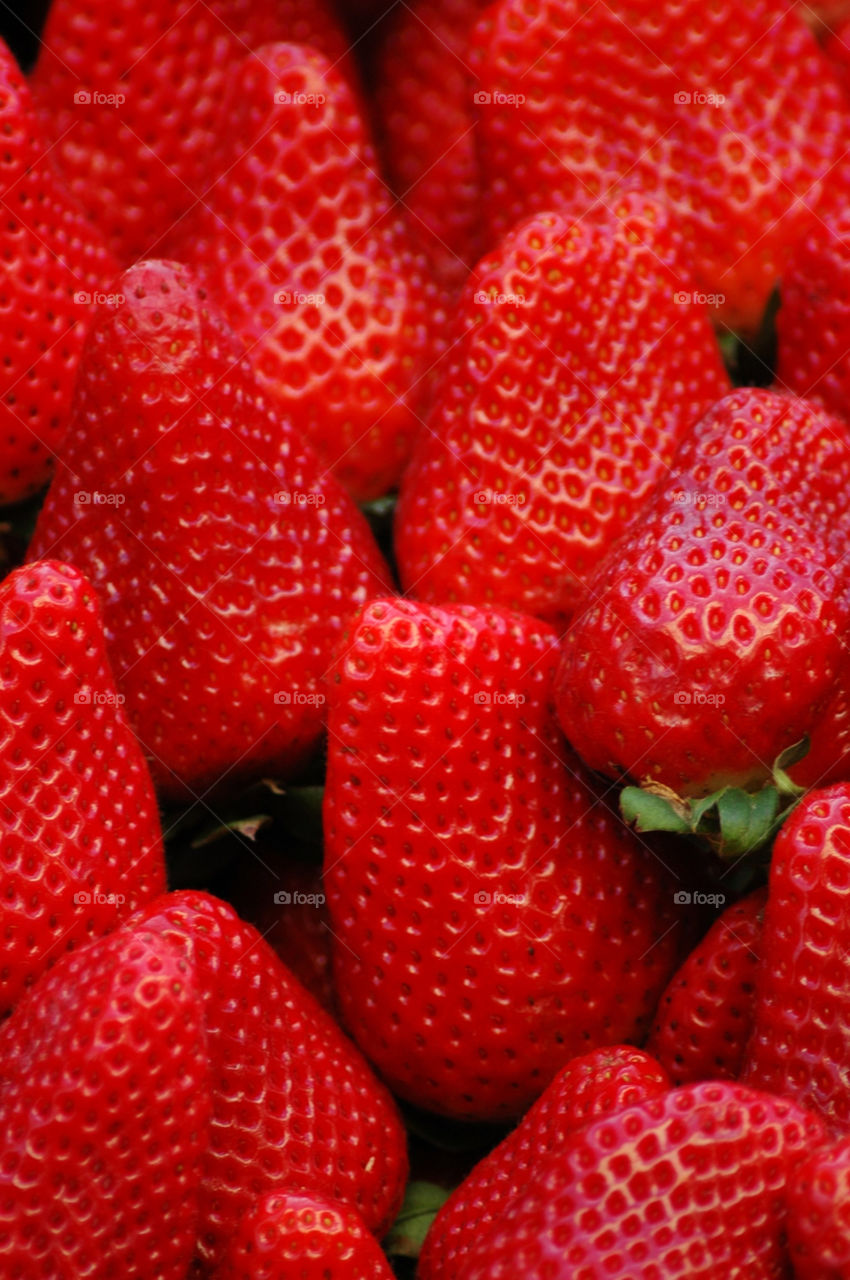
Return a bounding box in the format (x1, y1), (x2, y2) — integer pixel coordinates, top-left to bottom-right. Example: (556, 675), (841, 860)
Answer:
(620, 737), (809, 860)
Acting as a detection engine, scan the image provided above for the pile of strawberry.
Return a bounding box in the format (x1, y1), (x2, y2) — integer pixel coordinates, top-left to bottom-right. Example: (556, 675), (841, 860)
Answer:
(6, 0), (850, 1276)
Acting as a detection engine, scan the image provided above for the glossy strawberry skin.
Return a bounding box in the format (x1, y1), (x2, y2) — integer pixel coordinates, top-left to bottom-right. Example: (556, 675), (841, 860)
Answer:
(556, 389), (850, 797)
(0, 923), (210, 1280)
(420, 1046), (671, 1280)
(0, 39), (118, 505)
(29, 0), (352, 267)
(395, 201), (729, 624)
(742, 785), (850, 1136)
(471, 0), (849, 332)
(323, 598), (682, 1122)
(27, 260), (392, 804)
(215, 1190), (395, 1280)
(129, 891), (408, 1271)
(0, 560), (165, 1017)
(646, 890), (765, 1086)
(775, 206), (850, 420)
(459, 1082), (826, 1280)
(374, 0), (490, 293)
(164, 43), (441, 502)
(787, 1134), (850, 1279)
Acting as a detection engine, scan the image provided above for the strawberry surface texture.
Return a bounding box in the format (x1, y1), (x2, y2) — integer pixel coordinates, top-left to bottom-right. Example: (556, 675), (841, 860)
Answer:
(3, 0), (850, 1276)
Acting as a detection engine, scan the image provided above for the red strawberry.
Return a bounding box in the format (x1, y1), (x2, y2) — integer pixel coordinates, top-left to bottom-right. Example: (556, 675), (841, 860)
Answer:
(373, 0), (490, 293)
(0, 38), (118, 505)
(395, 200), (729, 624)
(0, 559), (165, 1016)
(459, 1081), (826, 1280)
(0, 921), (210, 1279)
(824, 18), (850, 88)
(224, 856), (335, 1013)
(163, 43), (441, 501)
(471, 0), (850, 332)
(420, 1045), (670, 1280)
(214, 1189), (394, 1280)
(129, 890), (407, 1271)
(29, 0), (353, 266)
(787, 1134), (850, 1279)
(775, 206), (850, 420)
(556, 388), (850, 797)
(323, 598), (682, 1121)
(27, 259), (392, 804)
(742, 784), (850, 1135)
(646, 889), (766, 1085)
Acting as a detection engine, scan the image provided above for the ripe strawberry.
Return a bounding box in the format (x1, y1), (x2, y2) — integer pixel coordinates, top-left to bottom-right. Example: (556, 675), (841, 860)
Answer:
(163, 42), (441, 501)
(215, 1190), (395, 1280)
(0, 38), (118, 505)
(29, 0), (353, 266)
(395, 201), (729, 624)
(420, 1045), (670, 1280)
(323, 598), (682, 1122)
(129, 891), (407, 1271)
(742, 784), (850, 1135)
(824, 18), (850, 89)
(224, 856), (335, 1013)
(471, 0), (850, 332)
(27, 260), (392, 804)
(556, 388), (850, 797)
(459, 1081), (826, 1279)
(0, 921), (210, 1279)
(786, 1134), (850, 1279)
(0, 559), (165, 1016)
(646, 890), (766, 1085)
(374, 0), (490, 293)
(775, 206), (850, 420)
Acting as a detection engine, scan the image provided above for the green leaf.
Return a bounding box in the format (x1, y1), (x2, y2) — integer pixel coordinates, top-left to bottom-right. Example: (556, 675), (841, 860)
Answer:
(385, 1183), (450, 1259)
(620, 786), (691, 835)
(711, 787), (780, 858)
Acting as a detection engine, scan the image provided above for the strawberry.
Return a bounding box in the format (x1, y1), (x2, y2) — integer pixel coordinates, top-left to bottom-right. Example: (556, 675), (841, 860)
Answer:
(824, 18), (850, 88)
(373, 0), (490, 293)
(419, 1045), (670, 1280)
(27, 259), (392, 804)
(163, 42), (441, 501)
(29, 0), (353, 267)
(395, 200), (729, 624)
(0, 559), (165, 1016)
(214, 1189), (395, 1280)
(129, 890), (408, 1271)
(224, 856), (335, 1013)
(786, 1134), (850, 1279)
(0, 920), (210, 1279)
(471, 0), (850, 332)
(742, 784), (850, 1135)
(646, 889), (766, 1085)
(323, 598), (682, 1121)
(458, 1081), (826, 1280)
(556, 388), (850, 797)
(0, 38), (118, 505)
(775, 205), (850, 420)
